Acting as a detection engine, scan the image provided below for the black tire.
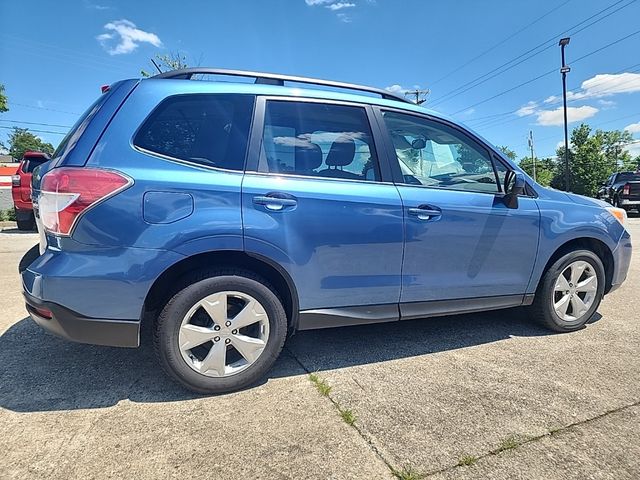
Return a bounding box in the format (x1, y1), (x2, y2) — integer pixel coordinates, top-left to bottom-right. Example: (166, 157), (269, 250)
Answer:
(529, 249), (605, 332)
(153, 269), (287, 394)
(16, 214), (35, 231)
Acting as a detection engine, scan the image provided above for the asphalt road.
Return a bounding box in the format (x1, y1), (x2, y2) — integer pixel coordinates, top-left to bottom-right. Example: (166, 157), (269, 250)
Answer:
(1, 219), (638, 479)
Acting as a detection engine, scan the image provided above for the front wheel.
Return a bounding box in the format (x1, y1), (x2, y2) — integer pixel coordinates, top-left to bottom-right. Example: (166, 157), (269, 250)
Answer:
(154, 270), (288, 394)
(529, 250), (605, 332)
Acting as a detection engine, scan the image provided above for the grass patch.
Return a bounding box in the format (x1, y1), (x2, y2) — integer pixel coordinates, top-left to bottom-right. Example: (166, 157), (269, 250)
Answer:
(0, 208), (16, 222)
(339, 407), (356, 426)
(308, 372), (331, 396)
(391, 465), (425, 480)
(457, 454), (478, 466)
(496, 435), (520, 453)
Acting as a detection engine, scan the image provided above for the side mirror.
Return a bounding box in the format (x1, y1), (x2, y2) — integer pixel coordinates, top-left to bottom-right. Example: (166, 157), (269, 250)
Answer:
(504, 172), (525, 208)
(510, 172), (526, 196)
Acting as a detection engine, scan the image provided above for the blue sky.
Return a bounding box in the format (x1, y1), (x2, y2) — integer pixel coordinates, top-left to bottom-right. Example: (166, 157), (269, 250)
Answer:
(1, 0), (639, 160)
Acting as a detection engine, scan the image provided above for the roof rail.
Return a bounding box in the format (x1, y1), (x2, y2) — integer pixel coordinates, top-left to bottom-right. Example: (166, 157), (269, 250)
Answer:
(150, 68), (412, 104)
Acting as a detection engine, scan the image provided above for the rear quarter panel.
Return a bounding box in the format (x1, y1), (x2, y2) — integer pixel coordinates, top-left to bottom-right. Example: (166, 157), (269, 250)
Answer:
(75, 80), (245, 255)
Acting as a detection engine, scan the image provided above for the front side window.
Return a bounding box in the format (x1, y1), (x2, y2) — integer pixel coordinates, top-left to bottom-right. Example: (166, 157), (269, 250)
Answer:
(382, 111), (500, 194)
(259, 100), (380, 181)
(134, 94), (254, 171)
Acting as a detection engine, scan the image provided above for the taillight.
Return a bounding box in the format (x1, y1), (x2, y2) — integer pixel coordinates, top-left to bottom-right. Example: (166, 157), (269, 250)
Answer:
(11, 175), (21, 187)
(39, 167), (131, 236)
(623, 183), (630, 195)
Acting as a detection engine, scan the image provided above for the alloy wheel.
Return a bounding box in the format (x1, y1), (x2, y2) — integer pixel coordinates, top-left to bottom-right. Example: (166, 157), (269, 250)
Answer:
(178, 291), (270, 377)
(552, 260), (598, 323)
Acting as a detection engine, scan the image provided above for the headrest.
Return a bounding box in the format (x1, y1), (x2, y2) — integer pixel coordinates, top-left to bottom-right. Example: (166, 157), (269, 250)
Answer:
(295, 143), (322, 171)
(326, 135), (356, 167)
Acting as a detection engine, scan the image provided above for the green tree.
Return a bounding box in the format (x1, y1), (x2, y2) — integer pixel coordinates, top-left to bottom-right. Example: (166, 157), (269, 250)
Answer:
(497, 145), (517, 161)
(560, 124), (610, 197)
(141, 51), (192, 77)
(519, 156), (556, 187)
(6, 127), (54, 160)
(0, 84), (8, 113)
(599, 129), (634, 171)
(622, 155), (640, 171)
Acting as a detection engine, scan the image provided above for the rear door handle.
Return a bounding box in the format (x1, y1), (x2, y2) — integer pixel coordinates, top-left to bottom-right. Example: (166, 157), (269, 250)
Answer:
(253, 195), (297, 211)
(408, 206), (442, 221)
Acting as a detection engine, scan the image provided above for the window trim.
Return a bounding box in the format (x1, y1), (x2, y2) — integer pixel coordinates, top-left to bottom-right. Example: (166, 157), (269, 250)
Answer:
(131, 92), (256, 173)
(245, 95), (395, 184)
(372, 106), (536, 197)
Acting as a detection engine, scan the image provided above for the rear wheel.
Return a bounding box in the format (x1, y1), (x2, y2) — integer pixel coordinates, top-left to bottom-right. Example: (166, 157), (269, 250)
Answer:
(529, 250), (605, 332)
(154, 270), (287, 394)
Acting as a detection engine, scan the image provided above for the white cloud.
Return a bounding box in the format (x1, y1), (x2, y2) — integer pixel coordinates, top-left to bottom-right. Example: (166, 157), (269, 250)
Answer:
(305, 0), (333, 4)
(598, 99), (616, 107)
(84, 0), (109, 9)
(336, 12), (352, 22)
(625, 122), (640, 134)
(327, 2), (355, 10)
(97, 19), (162, 55)
(385, 84), (406, 94)
(545, 72), (640, 104)
(536, 106), (599, 127)
(516, 101), (538, 117)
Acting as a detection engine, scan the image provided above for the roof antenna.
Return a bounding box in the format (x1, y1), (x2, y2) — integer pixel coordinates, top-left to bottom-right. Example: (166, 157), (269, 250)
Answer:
(151, 58), (163, 74)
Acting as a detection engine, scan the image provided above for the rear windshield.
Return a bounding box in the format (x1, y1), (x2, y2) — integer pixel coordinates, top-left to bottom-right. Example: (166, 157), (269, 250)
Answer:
(22, 157), (48, 173)
(618, 172), (640, 182)
(51, 93), (111, 160)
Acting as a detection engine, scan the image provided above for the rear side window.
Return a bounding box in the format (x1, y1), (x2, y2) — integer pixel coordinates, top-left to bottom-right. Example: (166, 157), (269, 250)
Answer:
(258, 100), (380, 181)
(134, 94), (254, 171)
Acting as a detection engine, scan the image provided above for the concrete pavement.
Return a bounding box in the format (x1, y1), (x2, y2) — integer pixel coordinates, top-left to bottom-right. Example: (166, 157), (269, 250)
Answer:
(1, 219), (638, 479)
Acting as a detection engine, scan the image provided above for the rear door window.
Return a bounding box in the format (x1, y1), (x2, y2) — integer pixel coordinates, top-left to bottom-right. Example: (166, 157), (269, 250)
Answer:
(134, 94), (254, 171)
(258, 100), (380, 181)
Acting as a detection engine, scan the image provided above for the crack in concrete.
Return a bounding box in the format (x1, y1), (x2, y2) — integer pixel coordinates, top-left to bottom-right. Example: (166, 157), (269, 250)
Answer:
(285, 345), (640, 479)
(424, 399), (640, 477)
(284, 346), (400, 477)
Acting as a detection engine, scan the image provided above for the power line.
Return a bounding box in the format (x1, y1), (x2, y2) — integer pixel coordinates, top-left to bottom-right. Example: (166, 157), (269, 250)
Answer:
(469, 64), (640, 129)
(0, 119), (73, 129)
(0, 125), (67, 135)
(429, 0), (573, 87)
(430, 0), (637, 107)
(8, 102), (81, 116)
(450, 28), (640, 116)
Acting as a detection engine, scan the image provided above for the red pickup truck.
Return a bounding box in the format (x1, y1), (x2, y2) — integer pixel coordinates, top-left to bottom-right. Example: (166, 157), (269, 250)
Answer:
(11, 151), (50, 230)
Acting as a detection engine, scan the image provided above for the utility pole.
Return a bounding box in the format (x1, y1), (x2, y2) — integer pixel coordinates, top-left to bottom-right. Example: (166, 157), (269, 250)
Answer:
(528, 130), (536, 182)
(404, 88), (430, 105)
(559, 37), (571, 191)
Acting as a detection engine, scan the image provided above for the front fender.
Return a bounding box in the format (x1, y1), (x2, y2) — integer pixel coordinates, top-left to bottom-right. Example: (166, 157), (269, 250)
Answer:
(526, 196), (624, 293)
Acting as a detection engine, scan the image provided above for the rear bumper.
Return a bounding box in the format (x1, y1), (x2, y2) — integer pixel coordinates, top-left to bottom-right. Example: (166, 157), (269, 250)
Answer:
(23, 290), (140, 347)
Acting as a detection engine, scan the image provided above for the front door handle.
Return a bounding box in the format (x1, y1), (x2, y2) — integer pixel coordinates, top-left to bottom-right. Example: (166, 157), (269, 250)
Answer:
(408, 206), (442, 221)
(253, 195), (297, 211)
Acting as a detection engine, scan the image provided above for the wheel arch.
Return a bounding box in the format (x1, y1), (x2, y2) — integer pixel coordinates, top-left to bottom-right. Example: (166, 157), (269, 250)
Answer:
(143, 250), (299, 333)
(535, 237), (615, 294)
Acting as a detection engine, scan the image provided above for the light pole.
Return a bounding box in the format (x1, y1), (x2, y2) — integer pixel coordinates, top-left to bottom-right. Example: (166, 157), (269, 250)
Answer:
(528, 130), (536, 182)
(559, 37), (571, 191)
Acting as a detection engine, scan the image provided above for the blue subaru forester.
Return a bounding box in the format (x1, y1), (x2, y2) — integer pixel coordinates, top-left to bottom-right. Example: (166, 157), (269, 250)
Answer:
(23, 69), (632, 393)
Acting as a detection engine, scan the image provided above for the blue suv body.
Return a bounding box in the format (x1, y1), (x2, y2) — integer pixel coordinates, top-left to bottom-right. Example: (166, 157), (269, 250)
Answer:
(23, 69), (632, 393)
